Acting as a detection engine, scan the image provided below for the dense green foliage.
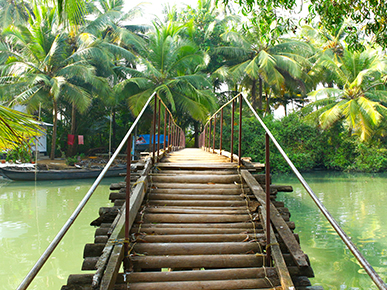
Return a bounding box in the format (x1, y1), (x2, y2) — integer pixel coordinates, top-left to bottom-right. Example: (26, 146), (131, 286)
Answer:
(217, 112), (387, 173)
(0, 0), (386, 172)
(217, 0), (387, 50)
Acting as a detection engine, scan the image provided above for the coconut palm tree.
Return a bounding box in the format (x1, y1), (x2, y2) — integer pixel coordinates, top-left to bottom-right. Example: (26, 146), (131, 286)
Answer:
(0, 5), (109, 159)
(0, 0), (32, 27)
(304, 46), (387, 141)
(219, 18), (313, 112)
(119, 21), (216, 122)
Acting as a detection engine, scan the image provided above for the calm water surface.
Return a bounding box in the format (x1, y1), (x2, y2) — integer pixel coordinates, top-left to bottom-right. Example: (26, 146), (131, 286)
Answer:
(274, 171), (387, 289)
(0, 176), (123, 290)
(1, 172), (386, 289)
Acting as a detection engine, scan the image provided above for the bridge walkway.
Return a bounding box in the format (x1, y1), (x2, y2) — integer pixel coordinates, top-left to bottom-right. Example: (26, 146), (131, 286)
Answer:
(62, 148), (315, 290)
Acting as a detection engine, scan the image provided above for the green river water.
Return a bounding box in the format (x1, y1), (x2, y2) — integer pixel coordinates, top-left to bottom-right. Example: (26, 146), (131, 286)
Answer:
(0, 172), (386, 289)
(275, 172), (387, 289)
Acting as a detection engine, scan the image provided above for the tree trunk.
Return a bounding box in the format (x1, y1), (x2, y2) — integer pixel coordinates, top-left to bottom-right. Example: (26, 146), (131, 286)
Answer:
(50, 100), (58, 160)
(112, 109), (116, 150)
(194, 121), (199, 148)
(258, 76), (263, 111)
(67, 103), (77, 157)
(251, 78), (257, 110)
(265, 90), (271, 115)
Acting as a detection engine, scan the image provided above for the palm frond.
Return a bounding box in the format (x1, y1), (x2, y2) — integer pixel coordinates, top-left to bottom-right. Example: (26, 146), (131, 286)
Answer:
(307, 88), (343, 100)
(61, 81), (92, 112)
(0, 105), (43, 150)
(319, 99), (348, 129)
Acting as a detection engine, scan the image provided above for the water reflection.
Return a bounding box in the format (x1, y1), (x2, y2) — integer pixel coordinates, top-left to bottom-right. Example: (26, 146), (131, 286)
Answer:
(0, 177), (123, 290)
(275, 171), (387, 289)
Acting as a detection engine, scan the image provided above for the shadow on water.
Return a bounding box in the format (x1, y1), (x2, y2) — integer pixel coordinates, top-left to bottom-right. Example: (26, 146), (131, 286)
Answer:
(274, 171), (387, 289)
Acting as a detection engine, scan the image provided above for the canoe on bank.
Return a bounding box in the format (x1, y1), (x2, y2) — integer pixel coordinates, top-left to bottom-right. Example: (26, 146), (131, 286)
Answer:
(0, 166), (126, 181)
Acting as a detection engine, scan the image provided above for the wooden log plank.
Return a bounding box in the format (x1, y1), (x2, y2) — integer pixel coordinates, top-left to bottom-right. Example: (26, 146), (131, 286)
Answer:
(94, 236), (109, 244)
(148, 193), (243, 201)
(151, 182), (248, 189)
(154, 163), (238, 170)
(149, 188), (248, 195)
(132, 222), (256, 228)
(241, 169), (309, 268)
(127, 267), (277, 283)
(148, 200), (246, 207)
(130, 254), (266, 269)
(131, 227), (263, 235)
(138, 233), (264, 243)
(83, 243), (105, 258)
(151, 174), (242, 184)
(131, 221), (295, 230)
(126, 278), (279, 290)
(133, 242), (262, 255)
(138, 213), (251, 223)
(151, 170), (236, 175)
(270, 185), (293, 192)
(82, 257), (98, 270)
(143, 207), (248, 214)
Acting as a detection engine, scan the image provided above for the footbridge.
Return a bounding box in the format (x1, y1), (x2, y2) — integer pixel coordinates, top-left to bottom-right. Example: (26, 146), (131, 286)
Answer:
(17, 92), (387, 290)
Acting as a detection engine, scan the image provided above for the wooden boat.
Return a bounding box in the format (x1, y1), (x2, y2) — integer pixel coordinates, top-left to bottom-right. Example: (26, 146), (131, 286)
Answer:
(0, 166), (126, 181)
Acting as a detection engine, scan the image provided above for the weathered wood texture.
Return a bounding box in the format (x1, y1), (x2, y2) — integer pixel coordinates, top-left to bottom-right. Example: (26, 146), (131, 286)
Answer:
(62, 148), (315, 290)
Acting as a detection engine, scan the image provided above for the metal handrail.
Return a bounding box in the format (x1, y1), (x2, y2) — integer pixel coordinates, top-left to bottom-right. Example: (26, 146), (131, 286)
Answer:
(17, 92), (186, 289)
(201, 92), (387, 289)
(241, 94), (387, 289)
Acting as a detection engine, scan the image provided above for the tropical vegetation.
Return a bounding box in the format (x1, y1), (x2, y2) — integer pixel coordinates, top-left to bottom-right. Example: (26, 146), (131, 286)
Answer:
(0, 0), (386, 172)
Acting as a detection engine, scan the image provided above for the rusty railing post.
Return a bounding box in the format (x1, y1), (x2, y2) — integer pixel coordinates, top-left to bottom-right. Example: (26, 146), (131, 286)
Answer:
(213, 114), (216, 153)
(124, 134), (132, 271)
(171, 123), (174, 151)
(163, 107), (167, 151)
(152, 98), (157, 162)
(238, 94), (243, 166)
(172, 123), (176, 151)
(265, 132), (271, 266)
(220, 108), (223, 155)
(157, 98), (161, 159)
(168, 114), (171, 150)
(209, 119), (212, 152)
(231, 100), (235, 162)
(203, 125), (207, 151)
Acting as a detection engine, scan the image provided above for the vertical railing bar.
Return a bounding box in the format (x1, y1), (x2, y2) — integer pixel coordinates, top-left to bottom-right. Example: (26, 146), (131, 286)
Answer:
(204, 125), (207, 150)
(168, 114), (171, 150)
(172, 123), (176, 151)
(231, 100), (235, 162)
(157, 98), (161, 160)
(163, 107), (167, 151)
(213, 114), (216, 154)
(124, 134), (132, 271)
(238, 94), (243, 166)
(220, 108), (223, 155)
(152, 97), (157, 162)
(209, 119), (212, 152)
(206, 125), (209, 151)
(265, 133), (271, 266)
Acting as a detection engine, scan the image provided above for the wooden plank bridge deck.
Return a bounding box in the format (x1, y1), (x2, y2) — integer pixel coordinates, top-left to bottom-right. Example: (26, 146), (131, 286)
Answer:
(62, 148), (317, 290)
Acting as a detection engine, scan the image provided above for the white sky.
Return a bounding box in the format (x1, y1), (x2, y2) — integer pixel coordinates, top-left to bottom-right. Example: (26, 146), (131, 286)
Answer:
(124, 0), (195, 25)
